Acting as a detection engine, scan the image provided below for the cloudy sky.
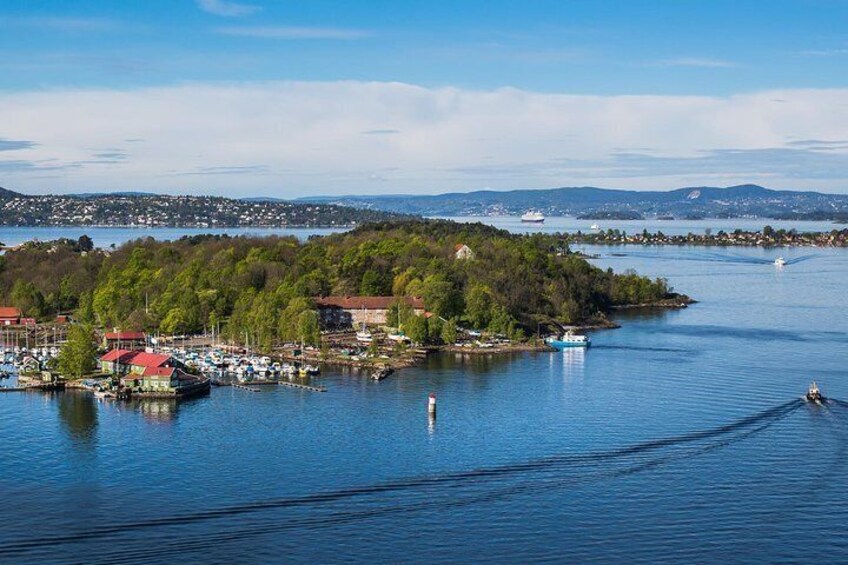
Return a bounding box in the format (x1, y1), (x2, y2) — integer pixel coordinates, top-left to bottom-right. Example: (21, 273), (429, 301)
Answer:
(1, 0), (847, 197)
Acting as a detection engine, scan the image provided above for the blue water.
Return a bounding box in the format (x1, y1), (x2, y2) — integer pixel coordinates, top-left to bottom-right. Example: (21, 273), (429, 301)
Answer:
(0, 226), (347, 249)
(1, 244), (847, 563)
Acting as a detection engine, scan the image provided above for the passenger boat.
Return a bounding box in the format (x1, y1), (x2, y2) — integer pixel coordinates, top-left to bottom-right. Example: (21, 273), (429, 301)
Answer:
(520, 211), (545, 223)
(774, 257), (786, 267)
(806, 381), (823, 403)
(546, 330), (591, 348)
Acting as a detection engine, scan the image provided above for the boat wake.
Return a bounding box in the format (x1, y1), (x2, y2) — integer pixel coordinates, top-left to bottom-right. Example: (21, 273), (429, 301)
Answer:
(612, 250), (820, 266)
(0, 400), (806, 562)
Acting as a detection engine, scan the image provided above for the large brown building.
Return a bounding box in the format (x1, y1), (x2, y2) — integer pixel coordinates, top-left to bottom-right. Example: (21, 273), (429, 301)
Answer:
(314, 296), (425, 328)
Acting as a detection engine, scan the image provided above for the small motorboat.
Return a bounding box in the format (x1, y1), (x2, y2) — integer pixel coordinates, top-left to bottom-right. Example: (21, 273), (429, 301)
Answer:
(774, 257), (786, 267)
(590, 223), (600, 230)
(806, 381), (823, 403)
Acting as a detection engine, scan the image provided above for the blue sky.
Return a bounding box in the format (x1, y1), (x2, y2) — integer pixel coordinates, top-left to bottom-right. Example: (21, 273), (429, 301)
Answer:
(1, 0), (847, 196)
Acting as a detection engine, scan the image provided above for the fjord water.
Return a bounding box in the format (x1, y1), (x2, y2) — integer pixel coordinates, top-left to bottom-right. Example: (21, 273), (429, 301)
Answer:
(2, 245), (848, 563)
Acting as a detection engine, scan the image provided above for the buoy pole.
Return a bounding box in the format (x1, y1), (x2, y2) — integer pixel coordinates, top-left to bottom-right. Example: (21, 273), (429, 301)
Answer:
(428, 392), (437, 416)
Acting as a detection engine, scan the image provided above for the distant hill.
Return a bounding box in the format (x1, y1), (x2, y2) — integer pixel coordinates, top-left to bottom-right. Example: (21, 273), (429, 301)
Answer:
(298, 184), (848, 220)
(0, 186), (24, 199)
(0, 186), (405, 228)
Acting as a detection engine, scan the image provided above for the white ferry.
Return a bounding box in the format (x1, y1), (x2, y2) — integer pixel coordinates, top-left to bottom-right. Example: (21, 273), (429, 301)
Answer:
(521, 211), (545, 223)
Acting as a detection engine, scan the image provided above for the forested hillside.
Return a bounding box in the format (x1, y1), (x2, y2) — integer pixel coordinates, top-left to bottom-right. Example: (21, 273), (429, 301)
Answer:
(0, 221), (677, 347)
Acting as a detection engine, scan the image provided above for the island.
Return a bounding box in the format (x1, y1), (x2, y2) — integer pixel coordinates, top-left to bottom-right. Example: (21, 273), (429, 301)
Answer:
(564, 226), (848, 247)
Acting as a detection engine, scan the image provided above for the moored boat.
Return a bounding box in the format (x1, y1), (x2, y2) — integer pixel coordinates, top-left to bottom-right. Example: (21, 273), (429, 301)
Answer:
(546, 330), (591, 348)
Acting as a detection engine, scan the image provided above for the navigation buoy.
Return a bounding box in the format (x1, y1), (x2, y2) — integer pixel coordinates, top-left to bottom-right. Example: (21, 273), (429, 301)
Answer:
(428, 393), (437, 415)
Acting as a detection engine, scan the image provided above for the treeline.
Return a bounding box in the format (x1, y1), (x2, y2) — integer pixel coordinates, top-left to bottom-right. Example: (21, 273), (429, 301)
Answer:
(0, 221), (676, 347)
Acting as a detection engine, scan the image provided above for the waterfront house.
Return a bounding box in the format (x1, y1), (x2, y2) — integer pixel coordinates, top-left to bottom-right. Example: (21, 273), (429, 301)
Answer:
(314, 296), (426, 328)
(0, 307), (21, 326)
(102, 349), (194, 392)
(454, 243), (475, 260)
(104, 331), (147, 350)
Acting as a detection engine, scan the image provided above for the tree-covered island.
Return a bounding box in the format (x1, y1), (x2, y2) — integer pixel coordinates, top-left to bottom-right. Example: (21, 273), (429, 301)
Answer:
(0, 220), (688, 362)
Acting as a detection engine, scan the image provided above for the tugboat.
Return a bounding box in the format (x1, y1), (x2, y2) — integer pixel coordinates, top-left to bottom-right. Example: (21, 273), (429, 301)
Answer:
(774, 257), (786, 267)
(806, 381), (823, 403)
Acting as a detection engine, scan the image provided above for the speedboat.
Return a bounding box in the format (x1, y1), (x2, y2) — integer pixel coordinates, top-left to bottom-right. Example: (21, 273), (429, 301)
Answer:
(590, 223), (600, 230)
(806, 381), (823, 403)
(774, 257), (786, 267)
(546, 330), (591, 348)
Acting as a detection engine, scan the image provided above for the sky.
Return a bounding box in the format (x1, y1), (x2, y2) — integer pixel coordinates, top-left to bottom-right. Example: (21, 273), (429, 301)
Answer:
(1, 0), (847, 197)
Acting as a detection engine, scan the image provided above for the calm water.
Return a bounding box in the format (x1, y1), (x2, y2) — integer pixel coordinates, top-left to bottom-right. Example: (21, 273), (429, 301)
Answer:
(0, 216), (839, 250)
(0, 226), (347, 249)
(446, 215), (844, 236)
(2, 244), (848, 563)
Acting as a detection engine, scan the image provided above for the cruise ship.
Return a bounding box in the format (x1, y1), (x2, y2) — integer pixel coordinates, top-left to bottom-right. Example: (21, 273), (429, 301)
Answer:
(520, 211), (545, 223)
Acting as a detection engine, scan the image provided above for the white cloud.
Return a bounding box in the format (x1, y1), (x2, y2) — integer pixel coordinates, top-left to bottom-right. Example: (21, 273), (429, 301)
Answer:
(652, 57), (739, 68)
(1, 82), (847, 196)
(196, 0), (260, 17)
(216, 26), (371, 39)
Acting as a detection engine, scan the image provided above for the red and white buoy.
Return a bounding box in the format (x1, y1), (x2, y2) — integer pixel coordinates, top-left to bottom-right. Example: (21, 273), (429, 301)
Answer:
(428, 392), (437, 415)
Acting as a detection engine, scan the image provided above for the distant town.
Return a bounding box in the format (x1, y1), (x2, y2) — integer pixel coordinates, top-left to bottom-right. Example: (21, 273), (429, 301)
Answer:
(0, 187), (401, 228)
(568, 226), (848, 247)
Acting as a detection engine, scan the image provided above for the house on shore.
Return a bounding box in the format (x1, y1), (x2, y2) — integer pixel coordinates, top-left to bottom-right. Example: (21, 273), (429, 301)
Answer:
(314, 296), (425, 328)
(104, 331), (147, 350)
(100, 349), (193, 392)
(0, 307), (21, 326)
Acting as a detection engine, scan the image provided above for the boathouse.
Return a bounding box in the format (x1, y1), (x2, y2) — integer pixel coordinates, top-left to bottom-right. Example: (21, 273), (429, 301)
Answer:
(101, 349), (192, 392)
(0, 307), (21, 326)
(104, 331), (147, 350)
(314, 296), (425, 327)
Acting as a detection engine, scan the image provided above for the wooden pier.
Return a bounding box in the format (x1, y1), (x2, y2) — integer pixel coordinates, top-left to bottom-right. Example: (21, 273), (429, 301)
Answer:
(278, 381), (326, 393)
(231, 383), (261, 393)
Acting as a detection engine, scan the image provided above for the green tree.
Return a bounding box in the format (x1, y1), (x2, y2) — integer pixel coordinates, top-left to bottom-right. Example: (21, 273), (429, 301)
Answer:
(421, 274), (463, 318)
(297, 309), (321, 347)
(160, 307), (187, 335)
(76, 291), (95, 324)
(11, 280), (45, 319)
(57, 324), (98, 378)
(404, 314), (429, 344)
(441, 316), (458, 344)
(464, 284), (492, 329)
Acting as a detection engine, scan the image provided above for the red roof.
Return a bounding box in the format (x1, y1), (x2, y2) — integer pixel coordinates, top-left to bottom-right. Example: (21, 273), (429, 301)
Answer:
(100, 349), (137, 363)
(127, 352), (171, 368)
(100, 349), (171, 368)
(0, 307), (21, 319)
(142, 366), (175, 377)
(314, 296), (425, 310)
(105, 331), (146, 340)
(454, 243), (466, 251)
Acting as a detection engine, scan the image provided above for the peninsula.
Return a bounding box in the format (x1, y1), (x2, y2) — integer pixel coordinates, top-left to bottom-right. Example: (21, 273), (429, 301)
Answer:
(0, 220), (687, 376)
(565, 226), (848, 247)
(0, 186), (403, 228)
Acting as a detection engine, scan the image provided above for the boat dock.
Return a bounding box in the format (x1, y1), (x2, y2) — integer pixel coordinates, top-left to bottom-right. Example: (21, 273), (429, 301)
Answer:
(223, 380), (327, 393)
(278, 381), (326, 392)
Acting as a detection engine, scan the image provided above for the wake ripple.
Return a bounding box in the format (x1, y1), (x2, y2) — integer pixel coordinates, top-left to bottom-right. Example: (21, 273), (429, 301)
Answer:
(0, 399), (805, 560)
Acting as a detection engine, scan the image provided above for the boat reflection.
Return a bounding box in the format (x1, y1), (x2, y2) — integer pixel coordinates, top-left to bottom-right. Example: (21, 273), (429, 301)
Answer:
(134, 399), (179, 423)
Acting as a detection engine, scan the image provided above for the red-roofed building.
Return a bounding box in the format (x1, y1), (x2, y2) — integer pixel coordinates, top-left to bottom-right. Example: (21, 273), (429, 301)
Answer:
(0, 307), (21, 326)
(313, 296), (425, 327)
(454, 243), (475, 260)
(102, 349), (189, 392)
(104, 331), (147, 350)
